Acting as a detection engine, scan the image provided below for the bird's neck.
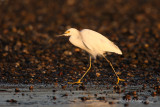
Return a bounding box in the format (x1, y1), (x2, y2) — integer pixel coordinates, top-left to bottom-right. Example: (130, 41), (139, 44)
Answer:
(69, 33), (84, 49)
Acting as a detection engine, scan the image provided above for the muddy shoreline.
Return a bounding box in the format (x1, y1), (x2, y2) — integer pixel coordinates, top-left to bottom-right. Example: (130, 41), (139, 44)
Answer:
(0, 84), (160, 107)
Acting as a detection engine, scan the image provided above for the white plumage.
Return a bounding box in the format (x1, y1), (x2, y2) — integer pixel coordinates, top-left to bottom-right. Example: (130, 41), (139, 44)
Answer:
(65, 28), (122, 58)
(81, 29), (122, 57)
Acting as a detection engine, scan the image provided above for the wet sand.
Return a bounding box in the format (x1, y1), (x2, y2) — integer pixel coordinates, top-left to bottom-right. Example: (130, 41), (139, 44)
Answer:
(0, 84), (160, 107)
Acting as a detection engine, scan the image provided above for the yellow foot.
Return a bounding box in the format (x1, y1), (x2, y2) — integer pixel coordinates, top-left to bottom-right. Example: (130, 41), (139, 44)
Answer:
(68, 80), (82, 84)
(116, 77), (125, 84)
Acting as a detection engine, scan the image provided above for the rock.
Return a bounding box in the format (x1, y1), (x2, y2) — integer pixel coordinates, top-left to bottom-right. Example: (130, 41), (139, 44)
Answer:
(97, 97), (105, 101)
(124, 103), (129, 106)
(123, 94), (131, 100)
(6, 99), (17, 103)
(143, 100), (149, 104)
(80, 97), (90, 101)
(52, 90), (57, 92)
(61, 93), (68, 97)
(53, 96), (56, 100)
(79, 85), (86, 90)
(109, 101), (115, 104)
(29, 86), (34, 90)
(15, 88), (20, 92)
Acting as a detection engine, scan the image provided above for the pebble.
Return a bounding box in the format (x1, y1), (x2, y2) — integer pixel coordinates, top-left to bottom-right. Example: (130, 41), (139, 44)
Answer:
(96, 73), (101, 77)
(63, 51), (72, 56)
(62, 85), (67, 90)
(109, 101), (115, 104)
(132, 95), (138, 100)
(132, 91), (137, 95)
(80, 97), (90, 101)
(124, 103), (129, 106)
(123, 94), (131, 100)
(143, 100), (149, 105)
(74, 48), (80, 52)
(142, 84), (147, 90)
(97, 97), (105, 101)
(15, 88), (20, 92)
(61, 93), (68, 97)
(53, 96), (56, 100)
(94, 94), (97, 97)
(52, 90), (57, 92)
(114, 85), (121, 91)
(29, 86), (33, 90)
(79, 85), (86, 90)
(151, 92), (157, 97)
(6, 99), (17, 103)
(123, 82), (128, 86)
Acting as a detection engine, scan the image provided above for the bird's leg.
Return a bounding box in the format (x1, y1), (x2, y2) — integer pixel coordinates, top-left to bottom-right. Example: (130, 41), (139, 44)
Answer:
(103, 55), (125, 84)
(79, 56), (92, 82)
(68, 56), (92, 84)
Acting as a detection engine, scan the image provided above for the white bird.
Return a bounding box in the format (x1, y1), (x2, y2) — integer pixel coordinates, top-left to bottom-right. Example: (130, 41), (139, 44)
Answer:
(59, 28), (125, 84)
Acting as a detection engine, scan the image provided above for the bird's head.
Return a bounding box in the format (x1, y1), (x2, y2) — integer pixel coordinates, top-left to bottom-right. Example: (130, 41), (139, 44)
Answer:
(59, 28), (79, 37)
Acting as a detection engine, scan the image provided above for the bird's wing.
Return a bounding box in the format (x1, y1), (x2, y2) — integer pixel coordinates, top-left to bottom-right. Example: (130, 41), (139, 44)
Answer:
(80, 29), (122, 55)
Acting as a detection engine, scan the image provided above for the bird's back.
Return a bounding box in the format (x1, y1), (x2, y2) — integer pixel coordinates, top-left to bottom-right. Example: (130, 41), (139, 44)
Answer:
(80, 29), (122, 57)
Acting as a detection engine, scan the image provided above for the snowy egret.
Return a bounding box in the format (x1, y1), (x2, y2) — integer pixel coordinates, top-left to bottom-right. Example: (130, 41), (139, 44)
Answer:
(59, 28), (125, 84)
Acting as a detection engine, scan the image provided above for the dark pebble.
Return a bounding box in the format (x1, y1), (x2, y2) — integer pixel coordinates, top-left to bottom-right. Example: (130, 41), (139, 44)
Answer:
(124, 103), (129, 107)
(142, 84), (147, 90)
(29, 86), (33, 90)
(123, 95), (131, 100)
(143, 101), (149, 104)
(62, 85), (67, 90)
(52, 90), (57, 92)
(53, 96), (56, 100)
(80, 97), (90, 101)
(132, 91), (137, 95)
(94, 94), (97, 97)
(0, 89), (7, 92)
(151, 92), (157, 97)
(61, 93), (68, 97)
(123, 82), (128, 86)
(79, 85), (86, 90)
(6, 99), (17, 103)
(157, 89), (160, 94)
(97, 97), (105, 101)
(113, 86), (121, 90)
(132, 95), (138, 100)
(154, 86), (157, 90)
(109, 101), (115, 104)
(15, 88), (20, 92)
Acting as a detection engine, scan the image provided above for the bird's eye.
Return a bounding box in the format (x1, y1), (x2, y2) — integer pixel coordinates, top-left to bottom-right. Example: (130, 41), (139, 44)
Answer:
(65, 31), (70, 34)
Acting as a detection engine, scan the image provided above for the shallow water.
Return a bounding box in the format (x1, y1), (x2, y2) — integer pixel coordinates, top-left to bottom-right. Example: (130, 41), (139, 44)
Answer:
(0, 84), (159, 107)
